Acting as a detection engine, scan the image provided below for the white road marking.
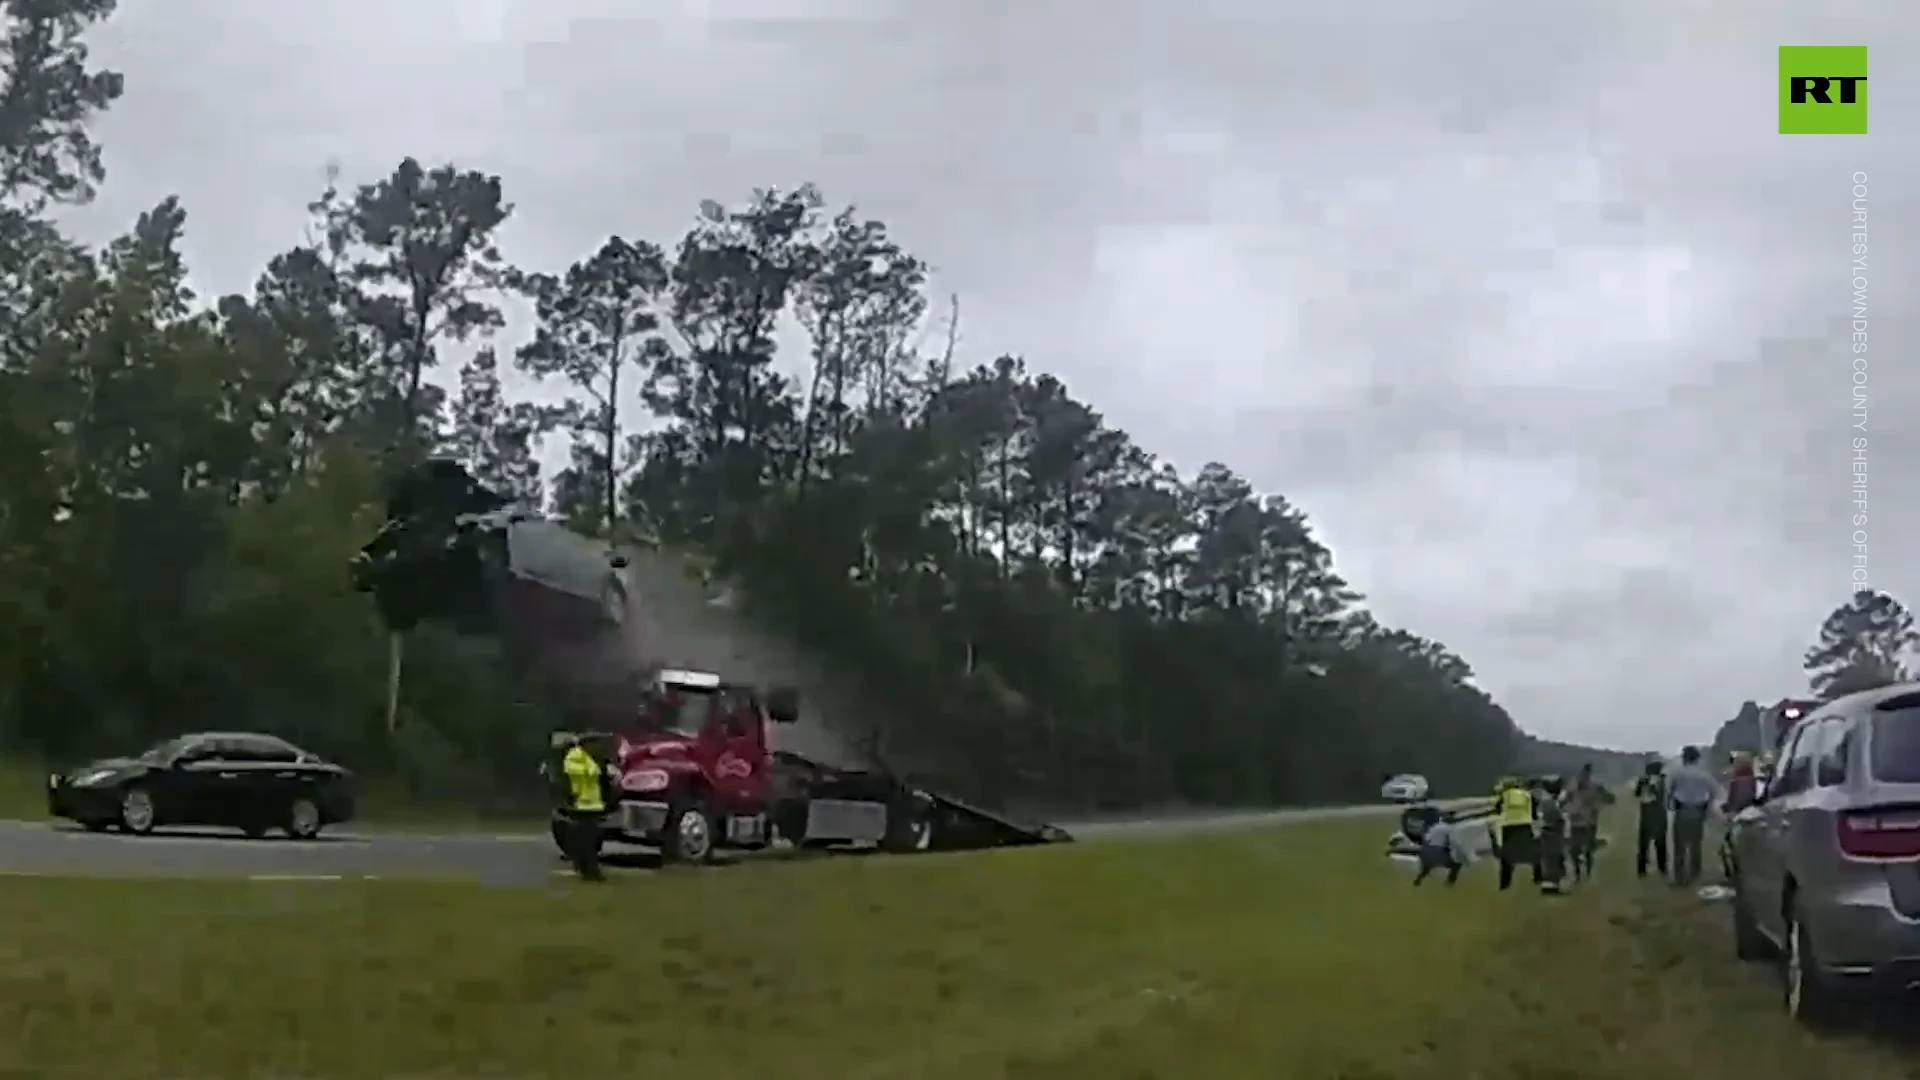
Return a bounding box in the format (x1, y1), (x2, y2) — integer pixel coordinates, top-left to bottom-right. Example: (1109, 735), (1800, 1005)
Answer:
(39, 829), (374, 848)
(245, 874), (343, 882)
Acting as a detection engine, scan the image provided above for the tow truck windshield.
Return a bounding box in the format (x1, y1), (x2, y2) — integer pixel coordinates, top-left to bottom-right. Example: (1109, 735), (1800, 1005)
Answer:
(634, 686), (717, 740)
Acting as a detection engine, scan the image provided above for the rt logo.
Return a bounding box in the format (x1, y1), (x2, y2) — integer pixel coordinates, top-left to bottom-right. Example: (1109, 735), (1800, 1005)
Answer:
(1779, 45), (1868, 135)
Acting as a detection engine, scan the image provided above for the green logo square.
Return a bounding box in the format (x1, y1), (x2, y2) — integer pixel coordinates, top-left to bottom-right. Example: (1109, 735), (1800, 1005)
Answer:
(1780, 46), (1868, 135)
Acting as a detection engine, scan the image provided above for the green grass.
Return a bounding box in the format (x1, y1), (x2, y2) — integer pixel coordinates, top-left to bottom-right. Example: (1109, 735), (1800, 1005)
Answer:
(3, 815), (1919, 1078)
(0, 761), (42, 821)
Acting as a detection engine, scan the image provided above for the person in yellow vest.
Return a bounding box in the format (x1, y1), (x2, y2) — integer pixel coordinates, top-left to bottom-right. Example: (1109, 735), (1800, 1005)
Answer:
(556, 735), (610, 882)
(1494, 778), (1537, 890)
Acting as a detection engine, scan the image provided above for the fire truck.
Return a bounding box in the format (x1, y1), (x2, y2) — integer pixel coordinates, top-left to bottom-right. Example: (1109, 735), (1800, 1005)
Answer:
(559, 668), (1070, 863)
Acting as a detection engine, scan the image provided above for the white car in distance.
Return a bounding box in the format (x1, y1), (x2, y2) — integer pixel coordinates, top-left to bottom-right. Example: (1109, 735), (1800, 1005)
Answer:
(1381, 773), (1430, 803)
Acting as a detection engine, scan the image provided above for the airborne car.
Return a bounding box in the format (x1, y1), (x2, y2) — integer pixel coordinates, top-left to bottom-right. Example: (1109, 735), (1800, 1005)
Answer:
(47, 731), (354, 839)
(350, 458), (639, 726)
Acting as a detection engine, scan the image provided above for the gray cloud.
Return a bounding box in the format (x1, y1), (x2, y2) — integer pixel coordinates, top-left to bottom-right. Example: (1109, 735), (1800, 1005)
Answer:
(59, 0), (1920, 749)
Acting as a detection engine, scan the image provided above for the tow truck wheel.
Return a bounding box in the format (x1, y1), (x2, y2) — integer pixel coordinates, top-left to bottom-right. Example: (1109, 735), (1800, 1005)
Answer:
(663, 803), (715, 864)
(772, 801), (808, 846)
(881, 802), (934, 853)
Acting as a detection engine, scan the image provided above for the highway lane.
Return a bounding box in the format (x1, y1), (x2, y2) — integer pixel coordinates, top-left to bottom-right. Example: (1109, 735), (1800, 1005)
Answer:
(0, 820), (561, 884)
(0, 799), (1472, 882)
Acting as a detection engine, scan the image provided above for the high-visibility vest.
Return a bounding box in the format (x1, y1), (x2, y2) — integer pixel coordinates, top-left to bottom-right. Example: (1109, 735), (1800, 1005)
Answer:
(563, 746), (606, 813)
(1496, 786), (1533, 828)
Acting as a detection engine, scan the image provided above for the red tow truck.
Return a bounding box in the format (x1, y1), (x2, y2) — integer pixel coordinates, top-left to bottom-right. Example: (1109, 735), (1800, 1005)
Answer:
(559, 668), (1071, 864)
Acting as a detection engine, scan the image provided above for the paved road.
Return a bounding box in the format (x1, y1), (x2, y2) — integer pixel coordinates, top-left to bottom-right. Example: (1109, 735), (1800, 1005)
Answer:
(0, 800), (1453, 882)
(0, 821), (565, 884)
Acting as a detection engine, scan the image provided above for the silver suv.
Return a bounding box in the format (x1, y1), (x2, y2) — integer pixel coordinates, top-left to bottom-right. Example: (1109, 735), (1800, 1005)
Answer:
(1725, 682), (1920, 1026)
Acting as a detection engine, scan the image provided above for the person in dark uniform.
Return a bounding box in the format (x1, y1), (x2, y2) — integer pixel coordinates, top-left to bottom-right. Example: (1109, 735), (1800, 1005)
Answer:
(1534, 776), (1569, 894)
(1632, 758), (1670, 879)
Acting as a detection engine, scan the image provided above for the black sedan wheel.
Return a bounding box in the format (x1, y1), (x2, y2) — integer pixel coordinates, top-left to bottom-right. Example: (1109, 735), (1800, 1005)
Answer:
(119, 786), (157, 835)
(285, 797), (324, 840)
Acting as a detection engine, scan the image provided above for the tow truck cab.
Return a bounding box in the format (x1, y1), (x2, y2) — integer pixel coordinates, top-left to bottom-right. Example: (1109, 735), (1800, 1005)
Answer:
(601, 668), (934, 861)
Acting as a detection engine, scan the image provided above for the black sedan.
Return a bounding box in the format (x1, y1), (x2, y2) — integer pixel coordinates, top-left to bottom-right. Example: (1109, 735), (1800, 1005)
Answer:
(47, 731), (355, 839)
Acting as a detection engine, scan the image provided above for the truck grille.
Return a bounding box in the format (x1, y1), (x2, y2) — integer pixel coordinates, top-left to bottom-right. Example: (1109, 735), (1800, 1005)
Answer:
(620, 800), (668, 836)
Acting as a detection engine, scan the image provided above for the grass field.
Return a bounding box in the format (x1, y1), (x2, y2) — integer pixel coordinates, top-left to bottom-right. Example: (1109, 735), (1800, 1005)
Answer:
(3, 817), (1919, 1078)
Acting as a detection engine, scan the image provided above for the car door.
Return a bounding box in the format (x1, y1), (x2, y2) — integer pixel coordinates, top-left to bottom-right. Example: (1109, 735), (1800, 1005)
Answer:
(147, 736), (215, 824)
(1752, 723), (1817, 940)
(232, 735), (304, 826)
(710, 690), (767, 814)
(205, 737), (267, 827)
(160, 737), (245, 825)
(1797, 715), (1856, 907)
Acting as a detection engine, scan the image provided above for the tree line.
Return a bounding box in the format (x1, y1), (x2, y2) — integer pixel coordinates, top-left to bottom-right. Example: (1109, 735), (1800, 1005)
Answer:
(0, 0), (1531, 810)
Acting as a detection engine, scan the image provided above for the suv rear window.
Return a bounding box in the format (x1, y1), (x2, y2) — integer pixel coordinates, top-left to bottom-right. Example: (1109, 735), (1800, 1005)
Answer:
(1869, 694), (1920, 782)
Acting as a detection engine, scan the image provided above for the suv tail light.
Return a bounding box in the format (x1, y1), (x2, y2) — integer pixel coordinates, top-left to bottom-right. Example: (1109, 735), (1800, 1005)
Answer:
(1837, 805), (1920, 860)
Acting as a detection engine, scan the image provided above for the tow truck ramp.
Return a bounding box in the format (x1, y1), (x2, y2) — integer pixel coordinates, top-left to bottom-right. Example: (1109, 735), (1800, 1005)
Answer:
(917, 787), (1073, 849)
(770, 750), (1073, 851)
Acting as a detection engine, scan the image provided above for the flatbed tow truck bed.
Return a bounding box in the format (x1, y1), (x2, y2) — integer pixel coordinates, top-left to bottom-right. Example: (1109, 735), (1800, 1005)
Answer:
(769, 750), (1074, 851)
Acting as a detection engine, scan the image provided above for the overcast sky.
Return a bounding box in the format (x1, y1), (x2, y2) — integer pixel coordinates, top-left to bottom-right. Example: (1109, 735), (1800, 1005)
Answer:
(60, 0), (1917, 750)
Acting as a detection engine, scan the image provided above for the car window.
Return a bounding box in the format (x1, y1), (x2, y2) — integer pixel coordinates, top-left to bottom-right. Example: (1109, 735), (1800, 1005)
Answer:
(719, 692), (751, 738)
(234, 735), (300, 763)
(140, 736), (192, 763)
(1774, 725), (1814, 796)
(659, 693), (713, 739)
(174, 737), (220, 763)
(1815, 718), (1851, 787)
(1868, 692), (1920, 782)
(196, 737), (246, 762)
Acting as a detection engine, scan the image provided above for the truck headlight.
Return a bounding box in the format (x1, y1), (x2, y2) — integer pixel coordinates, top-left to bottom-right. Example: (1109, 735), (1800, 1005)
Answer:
(621, 769), (670, 793)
